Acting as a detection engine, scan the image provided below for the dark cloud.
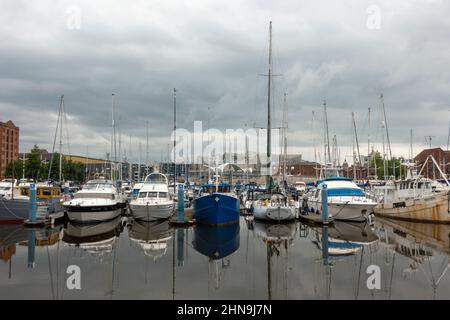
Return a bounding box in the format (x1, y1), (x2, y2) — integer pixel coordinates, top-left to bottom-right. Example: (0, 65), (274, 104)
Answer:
(1, 0), (449, 163)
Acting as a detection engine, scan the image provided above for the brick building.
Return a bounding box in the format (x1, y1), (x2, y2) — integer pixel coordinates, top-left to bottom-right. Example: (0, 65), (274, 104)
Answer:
(0, 120), (19, 179)
(414, 148), (450, 178)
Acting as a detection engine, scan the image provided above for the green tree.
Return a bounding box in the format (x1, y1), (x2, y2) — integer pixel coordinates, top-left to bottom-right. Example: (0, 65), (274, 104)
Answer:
(26, 145), (42, 180)
(4, 160), (22, 178)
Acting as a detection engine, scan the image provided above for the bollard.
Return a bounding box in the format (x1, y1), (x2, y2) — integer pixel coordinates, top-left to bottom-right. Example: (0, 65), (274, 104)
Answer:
(177, 228), (185, 266)
(27, 229), (36, 269)
(178, 184), (185, 222)
(29, 183), (37, 223)
(321, 225), (329, 266)
(321, 183), (329, 224)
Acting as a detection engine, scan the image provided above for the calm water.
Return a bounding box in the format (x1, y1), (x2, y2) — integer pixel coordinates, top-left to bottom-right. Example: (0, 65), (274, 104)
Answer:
(1, 214), (450, 300)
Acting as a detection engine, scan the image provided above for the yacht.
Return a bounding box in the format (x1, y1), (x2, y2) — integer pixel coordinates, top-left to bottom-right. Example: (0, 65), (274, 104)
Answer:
(63, 179), (126, 223)
(129, 173), (174, 221)
(304, 176), (377, 222)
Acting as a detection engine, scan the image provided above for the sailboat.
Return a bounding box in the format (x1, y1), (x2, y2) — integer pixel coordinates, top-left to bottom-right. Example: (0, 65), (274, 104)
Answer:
(252, 21), (297, 222)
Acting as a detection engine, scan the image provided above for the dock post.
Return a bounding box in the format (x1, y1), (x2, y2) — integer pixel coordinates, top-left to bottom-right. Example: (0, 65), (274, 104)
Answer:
(29, 183), (37, 223)
(321, 183), (329, 224)
(178, 184), (185, 222)
(177, 228), (185, 266)
(321, 225), (329, 266)
(27, 229), (36, 269)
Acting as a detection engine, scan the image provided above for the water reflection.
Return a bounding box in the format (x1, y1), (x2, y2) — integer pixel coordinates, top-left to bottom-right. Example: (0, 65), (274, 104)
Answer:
(127, 219), (173, 261)
(1, 214), (450, 299)
(375, 218), (450, 299)
(192, 223), (240, 291)
(250, 219), (297, 300)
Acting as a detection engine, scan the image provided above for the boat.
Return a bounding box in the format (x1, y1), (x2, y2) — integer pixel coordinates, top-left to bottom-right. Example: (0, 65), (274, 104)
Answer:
(293, 181), (306, 193)
(304, 176), (377, 222)
(193, 182), (240, 226)
(63, 179), (126, 223)
(252, 191), (297, 221)
(0, 182), (64, 224)
(251, 22), (297, 222)
(129, 173), (174, 221)
(373, 156), (450, 223)
(127, 218), (173, 260)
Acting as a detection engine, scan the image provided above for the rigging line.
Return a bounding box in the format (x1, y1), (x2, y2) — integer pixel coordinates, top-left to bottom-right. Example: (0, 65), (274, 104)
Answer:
(48, 97), (62, 180)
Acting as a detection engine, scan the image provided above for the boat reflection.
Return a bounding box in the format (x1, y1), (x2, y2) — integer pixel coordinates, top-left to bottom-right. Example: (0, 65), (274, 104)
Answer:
(192, 223), (240, 292)
(251, 219), (297, 300)
(63, 216), (124, 257)
(127, 218), (173, 261)
(375, 217), (450, 299)
(310, 221), (379, 256)
(193, 223), (240, 260)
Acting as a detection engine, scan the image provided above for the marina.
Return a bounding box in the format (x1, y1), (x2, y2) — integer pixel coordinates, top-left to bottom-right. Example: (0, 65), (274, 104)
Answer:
(2, 0), (450, 303)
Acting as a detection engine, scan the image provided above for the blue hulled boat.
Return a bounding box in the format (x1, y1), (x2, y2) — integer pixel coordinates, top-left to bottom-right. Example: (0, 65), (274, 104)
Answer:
(193, 183), (240, 226)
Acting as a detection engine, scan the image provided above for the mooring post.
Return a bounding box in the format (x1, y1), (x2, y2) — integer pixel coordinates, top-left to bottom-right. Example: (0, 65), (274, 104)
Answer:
(177, 228), (185, 266)
(321, 183), (329, 224)
(29, 183), (37, 223)
(322, 225), (329, 266)
(178, 183), (184, 222)
(27, 229), (36, 269)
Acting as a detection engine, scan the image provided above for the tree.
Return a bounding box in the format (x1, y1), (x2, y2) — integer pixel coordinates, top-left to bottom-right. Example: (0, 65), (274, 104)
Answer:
(26, 145), (42, 180)
(4, 160), (22, 178)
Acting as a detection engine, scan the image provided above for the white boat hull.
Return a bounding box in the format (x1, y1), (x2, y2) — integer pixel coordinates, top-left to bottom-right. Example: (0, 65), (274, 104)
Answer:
(67, 208), (123, 223)
(253, 205), (297, 221)
(130, 203), (174, 221)
(308, 200), (375, 222)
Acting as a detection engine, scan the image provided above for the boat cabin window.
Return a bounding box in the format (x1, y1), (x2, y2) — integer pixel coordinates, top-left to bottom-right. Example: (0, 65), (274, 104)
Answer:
(139, 192), (148, 198)
(147, 192), (158, 198)
(159, 192), (167, 198)
(418, 182), (423, 189)
(40, 188), (52, 196)
(315, 189), (320, 198)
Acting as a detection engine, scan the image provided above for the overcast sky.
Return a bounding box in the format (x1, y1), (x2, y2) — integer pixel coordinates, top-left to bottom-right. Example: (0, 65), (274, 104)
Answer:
(1, 0), (450, 164)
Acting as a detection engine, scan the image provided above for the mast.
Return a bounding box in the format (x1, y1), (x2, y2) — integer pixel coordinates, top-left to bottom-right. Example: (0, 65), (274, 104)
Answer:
(146, 120), (149, 176)
(380, 94), (394, 178)
(173, 88), (177, 195)
(323, 101), (331, 165)
(112, 94), (117, 182)
(367, 107), (371, 179)
(352, 112), (362, 179)
(138, 142), (142, 181)
(266, 21), (273, 191)
(59, 95), (64, 183)
(48, 95), (64, 182)
(281, 93), (288, 183)
(312, 111), (318, 179)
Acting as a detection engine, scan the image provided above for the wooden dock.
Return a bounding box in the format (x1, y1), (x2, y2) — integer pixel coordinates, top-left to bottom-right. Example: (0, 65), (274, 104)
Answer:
(23, 211), (66, 228)
(169, 208), (196, 227)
